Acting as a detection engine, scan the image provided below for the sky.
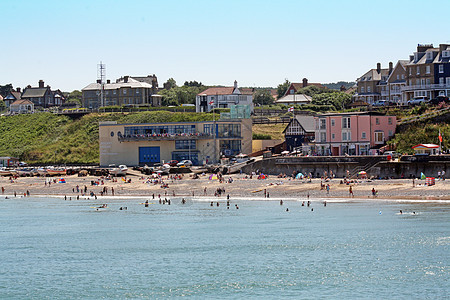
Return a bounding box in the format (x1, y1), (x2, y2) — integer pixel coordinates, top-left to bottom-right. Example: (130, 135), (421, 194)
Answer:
(2, 0), (450, 92)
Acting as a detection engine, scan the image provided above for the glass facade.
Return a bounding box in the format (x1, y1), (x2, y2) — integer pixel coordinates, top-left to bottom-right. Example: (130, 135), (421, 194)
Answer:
(124, 125), (196, 136)
(172, 152), (199, 165)
(218, 124), (241, 138)
(219, 140), (241, 156)
(175, 140), (196, 150)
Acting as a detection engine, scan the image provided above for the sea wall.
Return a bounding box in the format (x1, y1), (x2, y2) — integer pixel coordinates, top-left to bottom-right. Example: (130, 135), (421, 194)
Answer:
(242, 156), (450, 178)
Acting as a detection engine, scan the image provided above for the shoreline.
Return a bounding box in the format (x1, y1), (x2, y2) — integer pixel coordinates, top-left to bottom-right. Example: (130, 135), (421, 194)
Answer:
(1, 174), (449, 203)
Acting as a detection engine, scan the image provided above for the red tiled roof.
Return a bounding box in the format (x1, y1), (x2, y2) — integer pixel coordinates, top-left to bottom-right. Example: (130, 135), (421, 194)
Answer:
(291, 82), (325, 90)
(197, 87), (234, 96)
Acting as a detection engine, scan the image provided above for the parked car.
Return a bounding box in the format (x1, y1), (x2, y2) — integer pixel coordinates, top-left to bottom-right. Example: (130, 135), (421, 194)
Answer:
(407, 97), (427, 106)
(383, 151), (399, 158)
(177, 160), (193, 167)
(427, 96), (449, 105)
(373, 100), (389, 107)
(167, 160), (179, 167)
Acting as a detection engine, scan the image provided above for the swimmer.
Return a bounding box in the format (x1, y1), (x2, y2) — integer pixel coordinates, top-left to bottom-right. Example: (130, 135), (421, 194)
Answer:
(301, 201), (305, 206)
(324, 201), (327, 207)
(286, 208), (289, 212)
(280, 200), (283, 205)
(311, 208), (314, 211)
(399, 210), (403, 214)
(216, 202), (219, 207)
(210, 202), (214, 207)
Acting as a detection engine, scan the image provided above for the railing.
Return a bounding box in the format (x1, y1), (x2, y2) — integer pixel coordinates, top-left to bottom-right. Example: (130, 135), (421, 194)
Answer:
(118, 132), (213, 142)
(401, 83), (450, 91)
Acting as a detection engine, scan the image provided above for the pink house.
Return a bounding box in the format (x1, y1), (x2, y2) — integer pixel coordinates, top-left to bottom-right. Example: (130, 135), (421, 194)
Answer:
(314, 112), (397, 156)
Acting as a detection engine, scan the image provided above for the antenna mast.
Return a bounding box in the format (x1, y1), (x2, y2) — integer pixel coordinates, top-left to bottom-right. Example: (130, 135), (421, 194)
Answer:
(97, 62), (106, 107)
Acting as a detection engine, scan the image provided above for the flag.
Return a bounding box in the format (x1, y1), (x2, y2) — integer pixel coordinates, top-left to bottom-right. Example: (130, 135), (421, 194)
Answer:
(209, 100), (214, 105)
(439, 129), (443, 143)
(288, 106), (294, 112)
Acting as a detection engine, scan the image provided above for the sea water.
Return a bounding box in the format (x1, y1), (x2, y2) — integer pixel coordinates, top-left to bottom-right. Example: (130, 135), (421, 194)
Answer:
(0, 196), (448, 299)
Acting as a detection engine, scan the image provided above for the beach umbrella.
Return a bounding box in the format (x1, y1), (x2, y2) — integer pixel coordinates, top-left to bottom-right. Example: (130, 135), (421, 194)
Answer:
(209, 174), (218, 180)
(358, 171), (367, 175)
(420, 172), (426, 180)
(295, 173), (304, 179)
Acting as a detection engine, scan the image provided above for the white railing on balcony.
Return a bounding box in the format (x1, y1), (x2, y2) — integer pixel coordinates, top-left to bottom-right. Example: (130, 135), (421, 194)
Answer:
(402, 83), (450, 91)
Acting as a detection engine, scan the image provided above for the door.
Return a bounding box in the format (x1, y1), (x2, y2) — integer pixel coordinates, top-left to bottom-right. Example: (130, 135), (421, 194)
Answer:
(139, 147), (160, 165)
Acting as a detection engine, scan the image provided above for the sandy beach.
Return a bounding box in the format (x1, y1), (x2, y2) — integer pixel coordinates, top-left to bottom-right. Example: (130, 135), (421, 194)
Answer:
(1, 173), (449, 201)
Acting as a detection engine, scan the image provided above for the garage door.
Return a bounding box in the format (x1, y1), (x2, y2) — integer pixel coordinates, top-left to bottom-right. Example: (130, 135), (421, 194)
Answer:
(139, 147), (160, 165)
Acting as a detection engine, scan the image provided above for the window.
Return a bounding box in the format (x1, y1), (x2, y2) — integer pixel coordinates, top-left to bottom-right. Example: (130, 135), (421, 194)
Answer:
(136, 89), (140, 94)
(426, 78), (431, 85)
(427, 52), (433, 60)
(123, 89), (127, 95)
(426, 66), (430, 74)
(409, 68), (412, 76)
(342, 117), (350, 129)
(342, 132), (351, 141)
(320, 119), (326, 130)
(331, 119), (335, 127)
(332, 133), (335, 139)
(389, 130), (393, 137)
(113, 90), (117, 95)
(374, 131), (384, 143)
(388, 117), (392, 125)
(397, 75), (399, 80)
(439, 65), (444, 73)
(361, 86), (365, 93)
(417, 66), (420, 75)
(439, 77), (444, 85)
(443, 51), (450, 58)
(367, 86), (371, 93)
(375, 118), (380, 125)
(402, 74), (405, 79)
(320, 132), (326, 142)
(175, 140), (196, 150)
(362, 132), (366, 139)
(446, 77), (450, 85)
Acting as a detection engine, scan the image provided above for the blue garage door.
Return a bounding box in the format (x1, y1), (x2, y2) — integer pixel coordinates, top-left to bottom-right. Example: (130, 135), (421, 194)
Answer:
(139, 147), (160, 165)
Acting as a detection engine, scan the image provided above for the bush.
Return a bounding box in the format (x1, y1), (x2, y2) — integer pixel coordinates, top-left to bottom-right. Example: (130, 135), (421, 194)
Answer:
(253, 133), (272, 140)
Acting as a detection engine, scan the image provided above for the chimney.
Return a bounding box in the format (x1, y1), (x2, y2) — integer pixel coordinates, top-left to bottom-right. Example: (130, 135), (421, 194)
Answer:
(234, 80), (237, 89)
(96, 79), (101, 84)
(39, 80), (44, 88)
(16, 87), (21, 93)
(107, 79), (111, 84)
(389, 62), (393, 74)
(302, 78), (308, 88)
(124, 76), (129, 83)
(376, 63), (381, 73)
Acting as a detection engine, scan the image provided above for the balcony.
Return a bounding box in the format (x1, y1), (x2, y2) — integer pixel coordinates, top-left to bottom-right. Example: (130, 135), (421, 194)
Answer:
(118, 132), (213, 142)
(402, 83), (450, 92)
(381, 91), (389, 96)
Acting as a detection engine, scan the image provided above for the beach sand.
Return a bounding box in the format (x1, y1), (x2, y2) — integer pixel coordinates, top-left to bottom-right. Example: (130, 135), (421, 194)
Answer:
(1, 173), (449, 201)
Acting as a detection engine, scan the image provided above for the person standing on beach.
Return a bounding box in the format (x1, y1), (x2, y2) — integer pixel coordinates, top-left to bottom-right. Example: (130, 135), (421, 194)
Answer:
(326, 184), (330, 194)
(349, 186), (354, 197)
(442, 170), (446, 180)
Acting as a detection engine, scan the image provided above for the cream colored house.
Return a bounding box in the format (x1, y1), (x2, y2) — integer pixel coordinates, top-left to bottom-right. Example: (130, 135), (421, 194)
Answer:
(9, 99), (34, 114)
(99, 119), (252, 167)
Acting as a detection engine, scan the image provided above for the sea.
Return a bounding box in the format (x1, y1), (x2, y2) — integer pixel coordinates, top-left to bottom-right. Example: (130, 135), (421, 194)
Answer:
(0, 196), (448, 299)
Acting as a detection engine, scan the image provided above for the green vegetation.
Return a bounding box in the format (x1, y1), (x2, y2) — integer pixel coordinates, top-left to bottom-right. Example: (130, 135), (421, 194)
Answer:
(253, 89), (275, 106)
(0, 111), (214, 164)
(158, 81), (206, 106)
(276, 79), (290, 99)
(322, 81), (355, 90)
(252, 133), (272, 140)
(389, 122), (449, 154)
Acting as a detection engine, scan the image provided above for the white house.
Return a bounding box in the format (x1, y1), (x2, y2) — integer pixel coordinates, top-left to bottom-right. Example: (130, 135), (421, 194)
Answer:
(9, 99), (34, 114)
(196, 81), (254, 112)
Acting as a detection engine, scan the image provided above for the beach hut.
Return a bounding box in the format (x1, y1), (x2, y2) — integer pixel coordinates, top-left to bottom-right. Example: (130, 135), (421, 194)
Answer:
(412, 144), (440, 155)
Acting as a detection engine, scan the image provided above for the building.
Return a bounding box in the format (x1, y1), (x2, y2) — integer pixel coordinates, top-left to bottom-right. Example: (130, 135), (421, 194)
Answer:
(403, 44), (450, 101)
(9, 99), (34, 114)
(196, 81), (253, 112)
(3, 88), (22, 108)
(354, 63), (392, 105)
(82, 75), (160, 109)
(99, 118), (252, 167)
(21, 80), (65, 108)
(412, 144), (440, 155)
(284, 78), (325, 96)
(283, 114), (315, 152)
(314, 112), (397, 156)
(386, 60), (408, 105)
(0, 157), (19, 167)
(275, 94), (312, 106)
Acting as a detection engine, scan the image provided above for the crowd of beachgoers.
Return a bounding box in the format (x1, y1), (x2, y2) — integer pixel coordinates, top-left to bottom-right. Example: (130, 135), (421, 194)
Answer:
(1, 171), (449, 201)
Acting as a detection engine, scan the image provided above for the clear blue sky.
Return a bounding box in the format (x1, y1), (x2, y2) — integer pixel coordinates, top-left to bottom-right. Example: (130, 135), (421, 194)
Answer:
(2, 0), (450, 92)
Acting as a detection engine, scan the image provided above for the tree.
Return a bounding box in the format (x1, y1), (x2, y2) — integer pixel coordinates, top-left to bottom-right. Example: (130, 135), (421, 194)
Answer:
(158, 85), (206, 106)
(277, 79), (291, 99)
(0, 84), (13, 97)
(311, 92), (352, 110)
(164, 78), (177, 90)
(253, 89), (274, 106)
(184, 80), (203, 87)
(67, 90), (82, 106)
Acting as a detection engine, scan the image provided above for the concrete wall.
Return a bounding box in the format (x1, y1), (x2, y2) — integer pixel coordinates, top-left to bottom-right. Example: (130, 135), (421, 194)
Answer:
(252, 139), (282, 153)
(241, 155), (450, 178)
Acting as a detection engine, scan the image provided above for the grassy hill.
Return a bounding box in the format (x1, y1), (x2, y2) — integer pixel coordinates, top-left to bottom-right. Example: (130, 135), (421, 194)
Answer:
(0, 111), (213, 164)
